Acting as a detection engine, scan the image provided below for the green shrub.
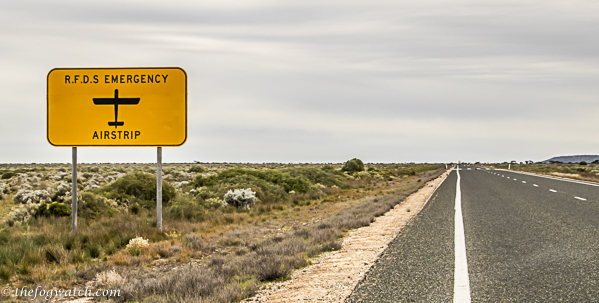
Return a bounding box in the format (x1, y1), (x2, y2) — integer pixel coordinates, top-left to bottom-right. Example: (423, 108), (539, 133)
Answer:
(188, 165), (205, 173)
(38, 202), (71, 217)
(0, 265), (11, 281)
(63, 236), (77, 250)
(129, 204), (140, 215)
(22, 250), (43, 266)
(104, 244), (117, 256)
(79, 235), (90, 248)
(580, 161), (588, 166)
(166, 195), (206, 221)
(70, 250), (85, 263)
(1, 171), (15, 179)
(87, 245), (101, 258)
(78, 192), (116, 218)
(63, 176), (82, 184)
(342, 158), (365, 173)
(44, 245), (68, 264)
(397, 168), (416, 176)
(17, 264), (32, 275)
(33, 235), (48, 246)
(283, 167), (342, 187)
(321, 165), (335, 172)
(96, 172), (176, 206)
(193, 168), (311, 194)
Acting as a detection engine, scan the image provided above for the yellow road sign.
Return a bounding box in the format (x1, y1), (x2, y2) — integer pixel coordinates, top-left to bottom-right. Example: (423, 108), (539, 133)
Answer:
(47, 67), (187, 146)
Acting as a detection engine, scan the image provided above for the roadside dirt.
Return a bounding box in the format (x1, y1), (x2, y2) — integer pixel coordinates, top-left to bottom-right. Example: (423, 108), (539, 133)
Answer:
(243, 169), (452, 303)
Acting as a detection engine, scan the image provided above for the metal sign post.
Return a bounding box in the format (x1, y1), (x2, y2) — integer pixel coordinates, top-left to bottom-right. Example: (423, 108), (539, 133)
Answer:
(72, 147), (77, 234)
(157, 147), (163, 232)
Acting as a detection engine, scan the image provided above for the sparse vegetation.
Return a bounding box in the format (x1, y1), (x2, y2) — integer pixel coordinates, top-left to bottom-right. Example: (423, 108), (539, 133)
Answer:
(0, 162), (444, 302)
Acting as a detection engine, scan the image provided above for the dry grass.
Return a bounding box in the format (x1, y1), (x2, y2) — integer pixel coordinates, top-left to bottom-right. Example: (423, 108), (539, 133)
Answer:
(0, 163), (444, 303)
(116, 169), (444, 302)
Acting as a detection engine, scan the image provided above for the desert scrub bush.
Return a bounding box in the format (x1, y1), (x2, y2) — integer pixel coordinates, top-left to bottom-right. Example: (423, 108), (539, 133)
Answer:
(166, 195), (206, 221)
(184, 233), (207, 251)
(37, 202), (71, 217)
(129, 203), (140, 214)
(95, 172), (176, 206)
(87, 244), (101, 258)
(1, 171), (15, 179)
(223, 188), (256, 210)
(126, 237), (149, 256)
(44, 244), (69, 264)
(321, 165), (335, 172)
(282, 167), (342, 187)
(13, 189), (52, 204)
(202, 174), (288, 204)
(193, 168), (311, 194)
(188, 165), (205, 173)
(342, 158), (365, 173)
(5, 203), (41, 224)
(95, 269), (125, 288)
(0, 265), (11, 281)
(78, 192), (120, 218)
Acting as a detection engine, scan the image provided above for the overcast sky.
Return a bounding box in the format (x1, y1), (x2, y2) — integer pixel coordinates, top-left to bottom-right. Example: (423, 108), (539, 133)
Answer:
(2, 0), (599, 164)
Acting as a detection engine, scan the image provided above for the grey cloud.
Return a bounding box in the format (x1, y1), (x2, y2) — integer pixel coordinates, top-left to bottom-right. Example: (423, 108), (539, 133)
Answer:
(2, 0), (599, 163)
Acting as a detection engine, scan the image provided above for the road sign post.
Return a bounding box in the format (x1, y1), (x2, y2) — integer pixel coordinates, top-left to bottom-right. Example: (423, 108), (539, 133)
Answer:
(72, 147), (77, 234)
(157, 147), (163, 232)
(47, 67), (187, 233)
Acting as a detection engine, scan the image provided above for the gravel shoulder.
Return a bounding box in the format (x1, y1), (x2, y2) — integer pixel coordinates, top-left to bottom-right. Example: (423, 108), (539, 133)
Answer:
(244, 169), (452, 303)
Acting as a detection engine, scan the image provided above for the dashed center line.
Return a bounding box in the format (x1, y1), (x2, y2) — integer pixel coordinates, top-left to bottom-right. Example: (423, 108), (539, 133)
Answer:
(489, 169), (592, 204)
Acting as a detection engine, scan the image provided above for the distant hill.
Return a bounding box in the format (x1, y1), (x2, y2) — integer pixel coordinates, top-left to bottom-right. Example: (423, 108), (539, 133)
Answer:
(541, 155), (599, 164)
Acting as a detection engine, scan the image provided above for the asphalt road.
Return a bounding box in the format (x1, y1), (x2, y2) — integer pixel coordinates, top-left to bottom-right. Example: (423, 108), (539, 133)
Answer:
(347, 166), (599, 302)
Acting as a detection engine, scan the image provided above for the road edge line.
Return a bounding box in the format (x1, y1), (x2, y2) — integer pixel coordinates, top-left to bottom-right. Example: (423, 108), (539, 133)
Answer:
(454, 167), (472, 303)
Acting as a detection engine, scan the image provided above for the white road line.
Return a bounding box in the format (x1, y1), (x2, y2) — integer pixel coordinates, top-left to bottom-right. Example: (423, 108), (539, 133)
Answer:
(522, 181), (526, 183)
(533, 184), (539, 187)
(454, 168), (471, 303)
(550, 189), (557, 193)
(494, 169), (599, 187)
(502, 175), (504, 177)
(575, 196), (587, 201)
(507, 177), (510, 179)
(513, 179), (517, 181)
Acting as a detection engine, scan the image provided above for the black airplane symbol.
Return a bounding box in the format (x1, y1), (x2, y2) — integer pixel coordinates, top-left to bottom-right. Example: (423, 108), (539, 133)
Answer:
(93, 89), (140, 128)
